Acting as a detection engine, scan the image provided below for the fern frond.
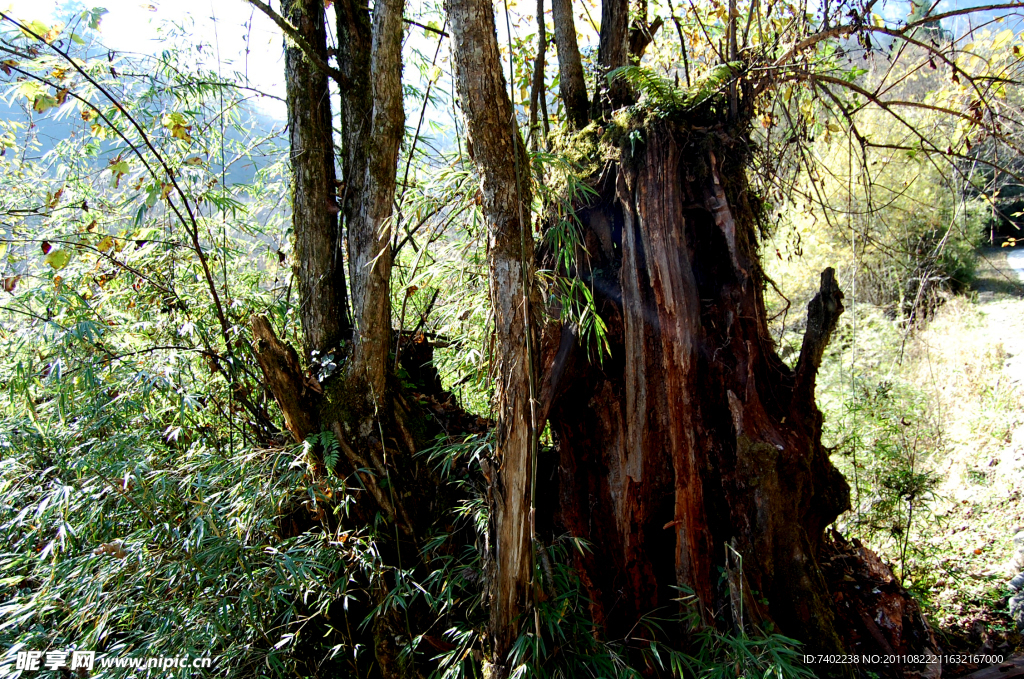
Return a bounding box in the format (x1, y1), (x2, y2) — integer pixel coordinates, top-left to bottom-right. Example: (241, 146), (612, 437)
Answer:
(608, 65), (683, 110)
(609, 62), (744, 112)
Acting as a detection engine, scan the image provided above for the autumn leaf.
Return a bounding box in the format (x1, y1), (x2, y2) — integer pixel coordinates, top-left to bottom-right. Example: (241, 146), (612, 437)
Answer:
(44, 249), (70, 270)
(992, 29), (1013, 52)
(109, 158), (129, 187)
(81, 108), (98, 122)
(2, 276), (19, 293)
(41, 241), (52, 255)
(20, 19), (50, 40)
(46, 187), (64, 208)
(0, 60), (17, 76)
(162, 112), (193, 142)
(85, 7), (107, 30)
(42, 23), (63, 44)
(33, 93), (58, 114)
(97, 236), (114, 253)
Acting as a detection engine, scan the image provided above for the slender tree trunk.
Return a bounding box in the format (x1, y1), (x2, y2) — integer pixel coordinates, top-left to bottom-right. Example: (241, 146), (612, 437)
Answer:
(335, 0), (372, 291)
(593, 0), (629, 114)
(528, 0), (548, 149)
(447, 0), (538, 672)
(347, 0), (405, 404)
(549, 0), (588, 129)
(283, 0), (350, 358)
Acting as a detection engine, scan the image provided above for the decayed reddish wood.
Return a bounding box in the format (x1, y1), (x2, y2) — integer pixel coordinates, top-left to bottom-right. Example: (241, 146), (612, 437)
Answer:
(794, 267), (845, 405)
(540, 120), (862, 674)
(821, 532), (942, 679)
(251, 315), (322, 442)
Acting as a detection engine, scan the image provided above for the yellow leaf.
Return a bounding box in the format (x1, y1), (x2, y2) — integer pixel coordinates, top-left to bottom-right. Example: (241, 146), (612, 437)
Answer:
(871, 12), (883, 27)
(992, 29), (1013, 52)
(33, 93), (58, 113)
(44, 249), (70, 270)
(97, 236), (113, 253)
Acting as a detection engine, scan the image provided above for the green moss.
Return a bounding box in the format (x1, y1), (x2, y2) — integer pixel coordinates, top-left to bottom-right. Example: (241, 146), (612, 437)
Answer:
(734, 434), (781, 484)
(319, 375), (360, 436)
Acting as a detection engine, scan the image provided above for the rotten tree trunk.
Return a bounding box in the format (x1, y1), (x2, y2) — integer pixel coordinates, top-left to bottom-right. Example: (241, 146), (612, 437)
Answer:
(550, 0), (589, 129)
(347, 0), (405, 404)
(447, 0), (538, 672)
(539, 119), (854, 676)
(283, 0), (350, 359)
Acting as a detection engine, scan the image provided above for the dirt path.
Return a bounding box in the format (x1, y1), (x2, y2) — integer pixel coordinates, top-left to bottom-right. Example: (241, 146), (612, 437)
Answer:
(973, 248), (1024, 390)
(895, 248), (1024, 672)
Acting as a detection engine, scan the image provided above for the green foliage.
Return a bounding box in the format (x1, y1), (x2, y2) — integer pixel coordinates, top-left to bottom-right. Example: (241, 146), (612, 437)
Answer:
(608, 62), (744, 113)
(534, 151), (611, 362)
(829, 378), (942, 583)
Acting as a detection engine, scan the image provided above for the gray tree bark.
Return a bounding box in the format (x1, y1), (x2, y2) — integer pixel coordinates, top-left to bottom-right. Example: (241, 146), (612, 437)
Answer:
(549, 0), (589, 129)
(283, 0), (350, 358)
(447, 0), (538, 672)
(593, 0), (629, 114)
(346, 0), (405, 405)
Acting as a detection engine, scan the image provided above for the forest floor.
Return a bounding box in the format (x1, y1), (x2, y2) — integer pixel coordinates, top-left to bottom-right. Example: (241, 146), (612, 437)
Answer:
(893, 247), (1024, 674)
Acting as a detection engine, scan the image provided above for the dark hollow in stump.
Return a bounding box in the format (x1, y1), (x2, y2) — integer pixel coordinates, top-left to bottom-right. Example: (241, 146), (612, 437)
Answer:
(537, 117), (936, 677)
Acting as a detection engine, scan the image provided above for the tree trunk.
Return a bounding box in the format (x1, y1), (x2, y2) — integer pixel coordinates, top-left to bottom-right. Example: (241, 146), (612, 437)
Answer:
(593, 0), (629, 114)
(539, 116), (854, 674)
(528, 0), (549, 148)
(447, 0), (538, 673)
(335, 0), (372, 306)
(549, 0), (588, 129)
(283, 0), (350, 359)
(347, 0), (404, 404)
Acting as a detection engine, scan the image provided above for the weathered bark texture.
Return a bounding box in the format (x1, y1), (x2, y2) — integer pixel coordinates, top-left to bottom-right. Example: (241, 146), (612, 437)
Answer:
(539, 118), (855, 675)
(822, 532), (942, 678)
(251, 315), (322, 442)
(528, 0), (549, 147)
(335, 0), (372, 281)
(549, 0), (589, 129)
(347, 0), (405, 404)
(593, 0), (630, 114)
(629, 16), (663, 58)
(447, 0), (538, 672)
(283, 0), (350, 358)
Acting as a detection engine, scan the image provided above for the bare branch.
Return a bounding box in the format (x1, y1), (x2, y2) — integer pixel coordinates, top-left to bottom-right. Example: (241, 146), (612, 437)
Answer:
(244, 0), (349, 87)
